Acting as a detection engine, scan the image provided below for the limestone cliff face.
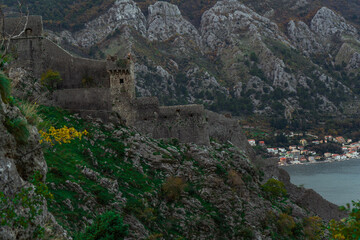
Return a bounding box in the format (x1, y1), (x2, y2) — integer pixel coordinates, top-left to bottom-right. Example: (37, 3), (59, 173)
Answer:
(147, 1), (201, 46)
(70, 0), (147, 48)
(310, 7), (358, 42)
(52, 0), (360, 118)
(0, 95), (68, 239)
(200, 0), (287, 52)
(287, 20), (324, 55)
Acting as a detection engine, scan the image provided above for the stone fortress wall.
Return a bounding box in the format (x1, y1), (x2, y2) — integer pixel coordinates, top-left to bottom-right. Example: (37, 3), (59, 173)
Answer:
(3, 16), (254, 157)
(7, 23), (109, 88)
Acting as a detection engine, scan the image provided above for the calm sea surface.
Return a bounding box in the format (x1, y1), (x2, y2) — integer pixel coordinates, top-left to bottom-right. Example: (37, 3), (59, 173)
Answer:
(281, 159), (360, 206)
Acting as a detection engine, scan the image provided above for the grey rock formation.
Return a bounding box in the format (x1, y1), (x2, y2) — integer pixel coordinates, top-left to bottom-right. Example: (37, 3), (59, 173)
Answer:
(256, 157), (345, 222)
(200, 0), (286, 52)
(147, 1), (201, 45)
(287, 20), (324, 55)
(310, 7), (358, 42)
(0, 96), (69, 239)
(9, 68), (53, 105)
(73, 0), (147, 47)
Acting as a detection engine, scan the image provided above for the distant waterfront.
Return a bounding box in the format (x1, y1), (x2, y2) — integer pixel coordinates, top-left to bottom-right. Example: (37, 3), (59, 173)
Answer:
(281, 158), (360, 206)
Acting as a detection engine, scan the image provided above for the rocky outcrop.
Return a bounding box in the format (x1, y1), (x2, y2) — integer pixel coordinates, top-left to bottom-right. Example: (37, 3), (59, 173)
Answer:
(278, 169), (346, 221)
(287, 20), (324, 55)
(72, 0), (147, 47)
(310, 7), (358, 42)
(9, 68), (53, 105)
(0, 92), (68, 239)
(200, 0), (287, 52)
(147, 1), (201, 45)
(256, 157), (346, 222)
(335, 43), (360, 72)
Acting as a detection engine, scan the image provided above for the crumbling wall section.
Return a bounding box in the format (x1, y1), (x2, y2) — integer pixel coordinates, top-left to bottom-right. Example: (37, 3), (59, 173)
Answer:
(134, 104), (210, 145)
(205, 110), (255, 160)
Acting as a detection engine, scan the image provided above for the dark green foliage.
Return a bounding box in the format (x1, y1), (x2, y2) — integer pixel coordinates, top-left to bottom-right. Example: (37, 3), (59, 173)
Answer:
(215, 163), (227, 176)
(209, 91), (254, 116)
(275, 134), (288, 146)
(249, 64), (267, 81)
(4, 117), (29, 144)
(250, 52), (259, 63)
(271, 101), (285, 113)
(75, 211), (128, 240)
(3, 0), (116, 31)
(262, 178), (287, 201)
(0, 72), (11, 104)
(116, 59), (129, 68)
(310, 143), (342, 155)
(270, 118), (287, 130)
(236, 226), (255, 239)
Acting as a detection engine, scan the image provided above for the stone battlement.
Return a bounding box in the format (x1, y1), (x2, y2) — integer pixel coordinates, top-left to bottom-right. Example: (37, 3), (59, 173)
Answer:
(158, 105), (205, 118)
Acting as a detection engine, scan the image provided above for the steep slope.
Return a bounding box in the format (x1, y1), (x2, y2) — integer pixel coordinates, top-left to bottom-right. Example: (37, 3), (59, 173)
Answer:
(0, 76), (68, 239)
(38, 106), (344, 239)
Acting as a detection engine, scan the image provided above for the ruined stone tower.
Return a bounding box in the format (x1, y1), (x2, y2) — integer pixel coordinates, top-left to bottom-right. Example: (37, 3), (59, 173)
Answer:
(106, 55), (137, 124)
(107, 55), (135, 99)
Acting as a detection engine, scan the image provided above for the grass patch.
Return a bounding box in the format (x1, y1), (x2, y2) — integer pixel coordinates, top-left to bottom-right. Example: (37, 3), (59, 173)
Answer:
(4, 117), (29, 144)
(0, 72), (11, 104)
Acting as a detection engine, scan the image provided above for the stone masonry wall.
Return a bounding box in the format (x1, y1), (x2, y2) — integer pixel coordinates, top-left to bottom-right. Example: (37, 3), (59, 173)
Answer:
(53, 88), (112, 121)
(133, 104), (210, 146)
(10, 37), (109, 88)
(2, 16), (43, 37)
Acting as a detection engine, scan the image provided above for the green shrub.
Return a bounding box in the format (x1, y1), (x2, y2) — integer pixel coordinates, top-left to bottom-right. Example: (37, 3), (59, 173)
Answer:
(303, 216), (324, 240)
(262, 178), (287, 201)
(40, 69), (62, 91)
(277, 213), (295, 237)
(329, 201), (360, 240)
(116, 59), (128, 68)
(215, 164), (227, 176)
(235, 226), (255, 239)
(250, 52), (259, 63)
(162, 177), (187, 201)
(0, 72), (11, 103)
(75, 211), (128, 240)
(5, 117), (30, 144)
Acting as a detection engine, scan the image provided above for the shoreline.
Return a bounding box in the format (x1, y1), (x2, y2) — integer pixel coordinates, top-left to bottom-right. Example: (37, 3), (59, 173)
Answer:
(279, 157), (360, 166)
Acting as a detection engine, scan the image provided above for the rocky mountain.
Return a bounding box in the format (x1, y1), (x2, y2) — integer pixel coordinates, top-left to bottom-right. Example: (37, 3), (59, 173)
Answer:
(5, 0), (360, 122)
(41, 0), (359, 122)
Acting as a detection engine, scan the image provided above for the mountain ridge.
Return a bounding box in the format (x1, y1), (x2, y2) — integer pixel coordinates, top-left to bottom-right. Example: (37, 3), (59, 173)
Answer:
(4, 0), (360, 125)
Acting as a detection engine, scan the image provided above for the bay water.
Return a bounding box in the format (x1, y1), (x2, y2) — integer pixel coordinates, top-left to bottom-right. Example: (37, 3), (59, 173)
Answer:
(281, 159), (360, 206)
